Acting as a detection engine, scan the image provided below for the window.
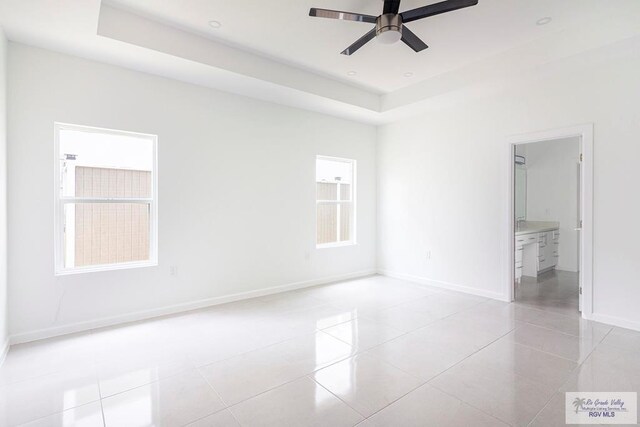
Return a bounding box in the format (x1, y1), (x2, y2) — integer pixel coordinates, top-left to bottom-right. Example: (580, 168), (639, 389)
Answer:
(54, 123), (158, 274)
(316, 156), (356, 247)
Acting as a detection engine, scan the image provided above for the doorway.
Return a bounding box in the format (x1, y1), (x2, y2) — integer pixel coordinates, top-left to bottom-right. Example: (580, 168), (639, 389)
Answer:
(505, 124), (593, 319)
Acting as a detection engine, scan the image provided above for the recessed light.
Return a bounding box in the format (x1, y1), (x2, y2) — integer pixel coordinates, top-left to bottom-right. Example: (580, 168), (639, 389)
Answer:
(347, 71), (357, 76)
(536, 17), (552, 26)
(404, 72), (414, 78)
(208, 20), (222, 29)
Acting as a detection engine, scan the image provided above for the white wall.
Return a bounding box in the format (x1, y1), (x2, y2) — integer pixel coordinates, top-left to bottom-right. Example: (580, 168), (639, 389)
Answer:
(7, 43), (377, 340)
(520, 137), (580, 272)
(0, 27), (8, 357)
(378, 36), (640, 330)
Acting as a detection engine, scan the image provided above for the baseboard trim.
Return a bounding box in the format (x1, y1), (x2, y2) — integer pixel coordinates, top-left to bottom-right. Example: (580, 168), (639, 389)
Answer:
(10, 269), (376, 345)
(378, 269), (507, 301)
(589, 312), (640, 332)
(0, 337), (9, 367)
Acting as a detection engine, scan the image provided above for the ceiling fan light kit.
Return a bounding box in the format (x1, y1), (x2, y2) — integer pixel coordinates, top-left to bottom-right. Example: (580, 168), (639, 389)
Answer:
(376, 14), (403, 45)
(309, 0), (478, 55)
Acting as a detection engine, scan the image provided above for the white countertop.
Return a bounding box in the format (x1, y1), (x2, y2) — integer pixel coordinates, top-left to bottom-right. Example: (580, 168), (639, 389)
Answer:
(515, 221), (560, 236)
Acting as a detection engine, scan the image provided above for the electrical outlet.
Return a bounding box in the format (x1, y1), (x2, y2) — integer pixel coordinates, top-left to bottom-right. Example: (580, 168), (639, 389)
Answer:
(426, 251), (432, 260)
(170, 266), (178, 276)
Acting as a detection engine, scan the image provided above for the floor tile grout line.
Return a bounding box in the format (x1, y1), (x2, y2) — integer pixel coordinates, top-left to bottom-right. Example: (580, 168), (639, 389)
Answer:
(321, 286), (479, 322)
(342, 298), (493, 353)
(516, 318), (613, 340)
(427, 314), (613, 425)
(308, 341), (486, 427)
(190, 324), (347, 370)
(308, 375), (371, 420)
(95, 363), (108, 427)
(96, 365), (191, 402)
(321, 315), (406, 335)
(422, 326), (525, 425)
(525, 391), (563, 427)
(465, 301), (613, 344)
(106, 368), (232, 427)
(348, 317), (523, 423)
(295, 298), (517, 386)
(501, 338), (584, 364)
(464, 297), (612, 340)
(354, 322), (537, 425)
(312, 346), (433, 416)
(8, 368), (104, 426)
(192, 351), (362, 414)
(420, 385), (517, 427)
(428, 383), (518, 426)
(320, 319), (416, 355)
(513, 299), (585, 320)
(195, 366), (230, 408)
(353, 381), (429, 421)
(99, 398), (107, 427)
(92, 331), (357, 406)
(189, 294), (481, 378)
(6, 402), (105, 427)
(178, 406), (235, 427)
(525, 325), (616, 426)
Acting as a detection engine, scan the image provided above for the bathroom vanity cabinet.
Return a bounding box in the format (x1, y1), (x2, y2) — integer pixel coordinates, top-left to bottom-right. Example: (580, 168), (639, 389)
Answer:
(515, 223), (560, 282)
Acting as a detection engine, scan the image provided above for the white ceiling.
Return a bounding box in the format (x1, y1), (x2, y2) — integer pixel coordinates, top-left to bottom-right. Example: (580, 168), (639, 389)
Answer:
(1, 0), (640, 123)
(106, 0), (635, 92)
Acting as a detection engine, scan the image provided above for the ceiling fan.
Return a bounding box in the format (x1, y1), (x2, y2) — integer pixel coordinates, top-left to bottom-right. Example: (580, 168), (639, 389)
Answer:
(309, 0), (478, 55)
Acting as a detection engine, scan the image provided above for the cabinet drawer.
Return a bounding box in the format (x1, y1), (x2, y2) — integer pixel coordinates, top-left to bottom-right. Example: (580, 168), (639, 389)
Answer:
(516, 234), (537, 245)
(538, 257), (553, 271)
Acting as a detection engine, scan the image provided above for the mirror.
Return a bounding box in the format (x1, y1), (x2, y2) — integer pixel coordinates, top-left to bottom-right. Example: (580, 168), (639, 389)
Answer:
(515, 164), (527, 220)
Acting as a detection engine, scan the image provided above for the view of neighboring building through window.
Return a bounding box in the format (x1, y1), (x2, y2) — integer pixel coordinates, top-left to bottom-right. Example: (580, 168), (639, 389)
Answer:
(55, 123), (157, 274)
(316, 156), (356, 247)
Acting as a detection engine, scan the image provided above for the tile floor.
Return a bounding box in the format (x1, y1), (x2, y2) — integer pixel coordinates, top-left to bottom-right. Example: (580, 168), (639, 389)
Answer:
(0, 275), (637, 426)
(515, 270), (579, 316)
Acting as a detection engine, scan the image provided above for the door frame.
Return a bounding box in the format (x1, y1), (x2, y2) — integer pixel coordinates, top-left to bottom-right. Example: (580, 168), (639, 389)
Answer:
(503, 124), (594, 319)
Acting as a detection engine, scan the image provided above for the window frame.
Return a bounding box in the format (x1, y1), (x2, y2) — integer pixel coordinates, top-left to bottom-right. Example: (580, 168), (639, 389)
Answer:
(53, 122), (159, 275)
(315, 155), (357, 249)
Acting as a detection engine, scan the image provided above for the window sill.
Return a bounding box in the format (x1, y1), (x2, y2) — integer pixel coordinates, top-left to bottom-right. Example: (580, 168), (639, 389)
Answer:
(55, 260), (158, 276)
(316, 241), (357, 249)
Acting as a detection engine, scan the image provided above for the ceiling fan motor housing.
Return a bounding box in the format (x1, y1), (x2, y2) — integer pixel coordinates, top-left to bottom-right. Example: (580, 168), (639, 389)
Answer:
(376, 13), (403, 44)
(309, 0), (479, 54)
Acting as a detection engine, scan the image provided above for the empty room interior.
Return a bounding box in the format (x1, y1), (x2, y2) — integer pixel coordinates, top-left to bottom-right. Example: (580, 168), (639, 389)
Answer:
(0, 1), (639, 426)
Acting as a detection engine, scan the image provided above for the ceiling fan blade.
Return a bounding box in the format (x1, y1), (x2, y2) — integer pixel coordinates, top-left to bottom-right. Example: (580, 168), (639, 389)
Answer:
(401, 26), (429, 52)
(383, 0), (402, 15)
(341, 28), (377, 55)
(309, 8), (377, 24)
(400, 0), (478, 23)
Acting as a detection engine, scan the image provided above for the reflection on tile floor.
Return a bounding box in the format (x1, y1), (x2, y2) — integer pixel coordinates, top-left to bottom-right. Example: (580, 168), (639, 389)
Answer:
(515, 270), (579, 316)
(0, 274), (635, 426)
